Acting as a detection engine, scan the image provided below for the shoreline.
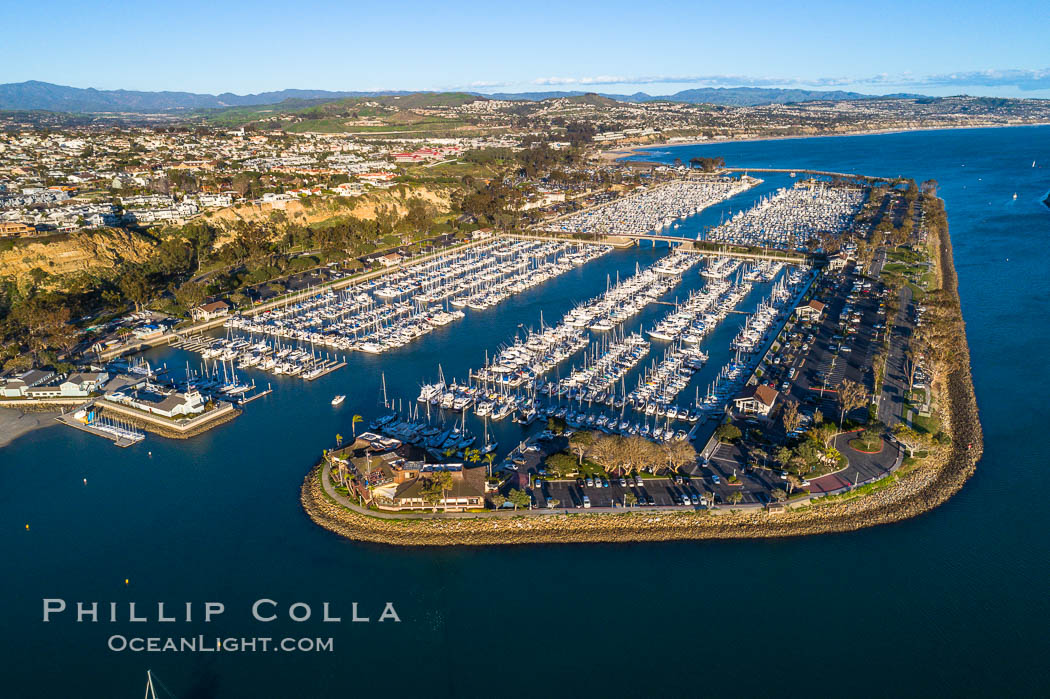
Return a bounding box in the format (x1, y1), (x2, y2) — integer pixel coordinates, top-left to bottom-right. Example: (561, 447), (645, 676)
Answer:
(0, 407), (60, 449)
(300, 195), (982, 546)
(606, 121), (1050, 160)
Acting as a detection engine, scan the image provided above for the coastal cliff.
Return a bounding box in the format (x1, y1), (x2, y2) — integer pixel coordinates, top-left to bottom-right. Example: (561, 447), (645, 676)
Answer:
(0, 227), (155, 281)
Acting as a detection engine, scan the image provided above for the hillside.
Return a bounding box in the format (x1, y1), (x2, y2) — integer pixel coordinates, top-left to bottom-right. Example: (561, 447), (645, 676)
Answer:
(202, 184), (454, 247)
(0, 228), (156, 281)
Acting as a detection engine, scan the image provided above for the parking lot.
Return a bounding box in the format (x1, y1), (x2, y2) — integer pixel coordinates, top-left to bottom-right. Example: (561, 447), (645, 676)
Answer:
(533, 473), (714, 510)
(767, 266), (887, 426)
(496, 264), (897, 509)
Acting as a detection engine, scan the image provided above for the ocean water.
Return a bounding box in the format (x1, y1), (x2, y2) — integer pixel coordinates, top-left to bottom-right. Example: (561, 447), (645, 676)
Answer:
(2, 126), (1049, 698)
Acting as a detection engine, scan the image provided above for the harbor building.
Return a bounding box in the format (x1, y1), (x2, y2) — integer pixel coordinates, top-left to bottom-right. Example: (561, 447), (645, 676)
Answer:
(104, 385), (205, 419)
(732, 384), (780, 417)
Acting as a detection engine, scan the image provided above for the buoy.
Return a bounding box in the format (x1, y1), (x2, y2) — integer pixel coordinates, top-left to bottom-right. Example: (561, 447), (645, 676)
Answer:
(25, 524), (30, 530)
(83, 478), (87, 485)
(125, 578), (129, 585)
(148, 451), (152, 457)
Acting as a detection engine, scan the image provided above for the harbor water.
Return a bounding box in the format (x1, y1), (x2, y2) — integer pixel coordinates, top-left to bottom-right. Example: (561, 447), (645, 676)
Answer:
(2, 125), (1049, 697)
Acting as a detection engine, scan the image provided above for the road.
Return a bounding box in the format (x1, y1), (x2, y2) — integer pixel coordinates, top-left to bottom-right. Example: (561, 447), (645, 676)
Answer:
(877, 281), (913, 426)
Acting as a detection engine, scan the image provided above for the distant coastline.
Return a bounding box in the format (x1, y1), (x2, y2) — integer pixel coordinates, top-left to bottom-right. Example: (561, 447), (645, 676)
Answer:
(606, 122), (1050, 161)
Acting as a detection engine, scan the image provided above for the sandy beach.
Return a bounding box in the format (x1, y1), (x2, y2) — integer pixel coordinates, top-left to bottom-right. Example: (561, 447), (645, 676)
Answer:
(0, 407), (58, 449)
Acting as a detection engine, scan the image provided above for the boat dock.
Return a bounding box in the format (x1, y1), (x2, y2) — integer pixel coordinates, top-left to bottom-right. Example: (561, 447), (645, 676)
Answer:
(237, 386), (273, 404)
(55, 409), (145, 447)
(304, 360), (346, 381)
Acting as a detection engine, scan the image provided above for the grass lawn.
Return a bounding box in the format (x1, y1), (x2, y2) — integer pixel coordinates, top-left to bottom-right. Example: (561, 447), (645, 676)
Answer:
(911, 410), (941, 435)
(848, 436), (884, 453)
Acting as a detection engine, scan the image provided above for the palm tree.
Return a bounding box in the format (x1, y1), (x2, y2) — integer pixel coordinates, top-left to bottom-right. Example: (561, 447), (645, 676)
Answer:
(484, 452), (495, 477)
(335, 433), (343, 448)
(351, 414), (363, 440)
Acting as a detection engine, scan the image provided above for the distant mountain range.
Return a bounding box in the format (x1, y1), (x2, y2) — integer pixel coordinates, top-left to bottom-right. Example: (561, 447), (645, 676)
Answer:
(484, 87), (924, 105)
(0, 80), (927, 113)
(0, 81), (420, 113)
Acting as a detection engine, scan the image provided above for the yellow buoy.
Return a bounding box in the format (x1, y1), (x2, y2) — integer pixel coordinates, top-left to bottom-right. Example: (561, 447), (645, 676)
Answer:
(25, 524), (30, 530)
(125, 578), (129, 585)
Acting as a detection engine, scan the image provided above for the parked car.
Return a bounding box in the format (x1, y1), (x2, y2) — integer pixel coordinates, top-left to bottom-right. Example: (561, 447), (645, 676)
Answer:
(582, 495), (591, 509)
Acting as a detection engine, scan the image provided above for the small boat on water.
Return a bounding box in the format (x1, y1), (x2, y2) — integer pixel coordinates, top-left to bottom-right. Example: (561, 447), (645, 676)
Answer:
(331, 395), (345, 406)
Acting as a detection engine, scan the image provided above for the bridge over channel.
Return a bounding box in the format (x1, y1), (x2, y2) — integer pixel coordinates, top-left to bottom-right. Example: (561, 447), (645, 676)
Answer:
(509, 232), (819, 264)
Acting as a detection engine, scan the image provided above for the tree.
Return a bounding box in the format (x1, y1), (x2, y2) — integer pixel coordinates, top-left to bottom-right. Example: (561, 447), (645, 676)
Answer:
(665, 440), (697, 474)
(781, 400), (802, 435)
(545, 452), (577, 479)
(490, 494), (506, 510)
(335, 433), (343, 448)
(727, 491), (744, 505)
(484, 452), (495, 477)
(813, 408), (824, 425)
(624, 491), (638, 506)
(894, 424), (932, 457)
(786, 474), (802, 494)
(569, 430), (594, 465)
(715, 423), (742, 443)
(173, 281), (206, 312)
(771, 488), (788, 502)
(434, 471), (454, 512)
(837, 379), (868, 427)
(508, 488), (530, 511)
(546, 498), (560, 509)
(351, 414), (363, 440)
(422, 478), (444, 511)
(119, 268), (151, 312)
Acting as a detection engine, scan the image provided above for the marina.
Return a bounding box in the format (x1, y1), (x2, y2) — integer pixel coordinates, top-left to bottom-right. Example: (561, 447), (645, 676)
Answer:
(543, 177), (757, 236)
(391, 245), (811, 448)
(704, 181), (865, 250)
(170, 238), (613, 378)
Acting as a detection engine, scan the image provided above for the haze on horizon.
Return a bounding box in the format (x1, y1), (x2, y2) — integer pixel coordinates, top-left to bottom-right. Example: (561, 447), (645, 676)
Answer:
(4, 0), (1050, 100)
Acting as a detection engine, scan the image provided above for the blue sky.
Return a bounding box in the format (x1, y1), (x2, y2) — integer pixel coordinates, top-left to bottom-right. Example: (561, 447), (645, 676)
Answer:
(5, 0), (1050, 97)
